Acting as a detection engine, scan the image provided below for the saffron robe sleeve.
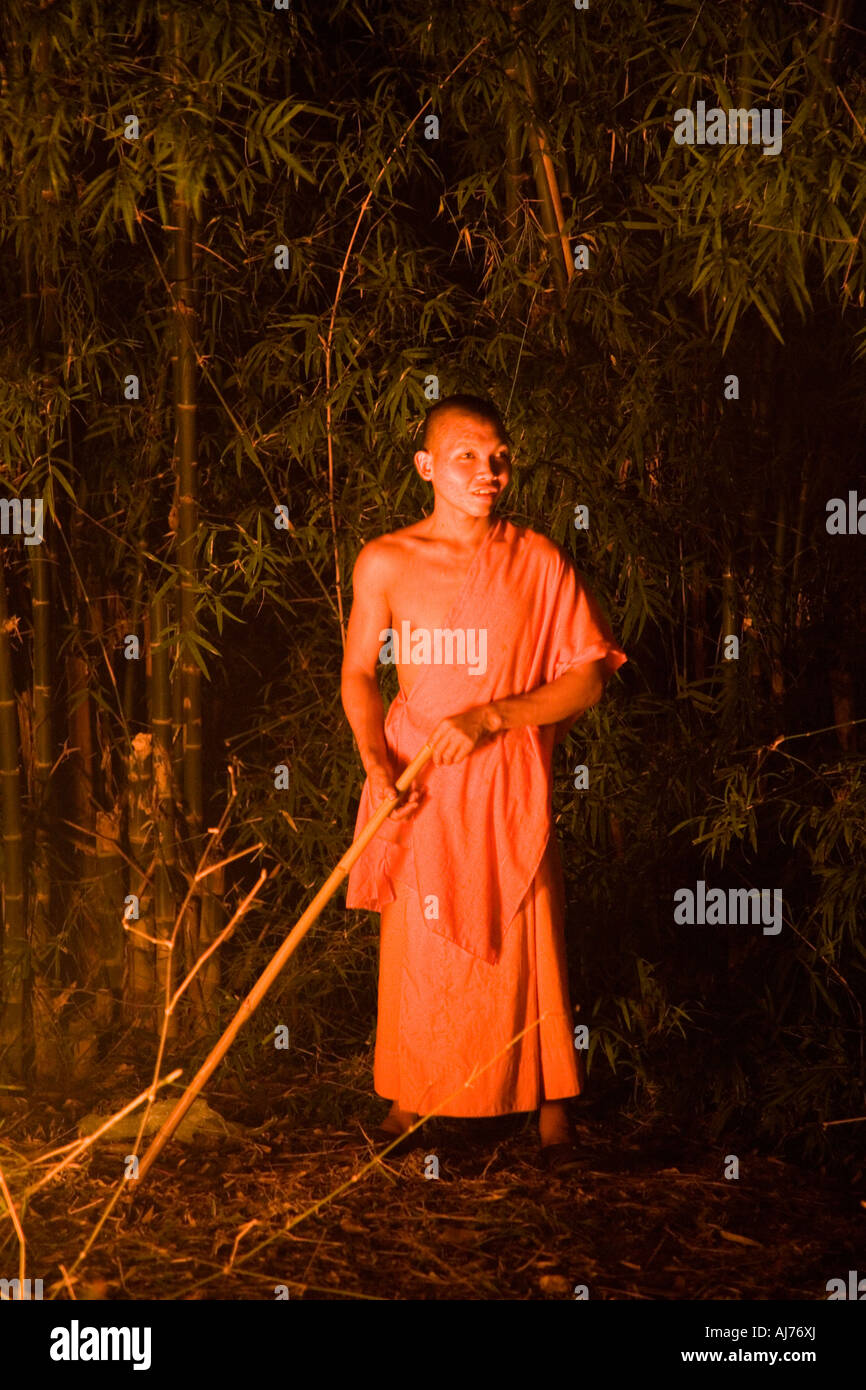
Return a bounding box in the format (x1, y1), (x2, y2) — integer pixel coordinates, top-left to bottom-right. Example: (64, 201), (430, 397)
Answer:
(345, 519), (627, 964)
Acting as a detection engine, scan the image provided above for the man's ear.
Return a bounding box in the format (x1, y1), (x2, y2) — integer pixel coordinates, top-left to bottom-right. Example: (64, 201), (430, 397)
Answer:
(414, 448), (433, 481)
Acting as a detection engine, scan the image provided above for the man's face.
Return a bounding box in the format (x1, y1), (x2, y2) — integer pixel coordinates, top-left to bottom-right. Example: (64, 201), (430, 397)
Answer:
(414, 410), (511, 517)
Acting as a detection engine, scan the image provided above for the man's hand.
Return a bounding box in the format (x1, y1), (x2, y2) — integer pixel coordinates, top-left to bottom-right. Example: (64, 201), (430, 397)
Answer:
(428, 704), (503, 766)
(367, 758), (422, 821)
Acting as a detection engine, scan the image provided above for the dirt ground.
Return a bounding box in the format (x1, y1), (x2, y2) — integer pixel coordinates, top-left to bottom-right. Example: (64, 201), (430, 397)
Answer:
(0, 1054), (860, 1301)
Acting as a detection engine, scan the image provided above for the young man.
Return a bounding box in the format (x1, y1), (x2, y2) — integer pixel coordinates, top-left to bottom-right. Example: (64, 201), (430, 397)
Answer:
(341, 394), (626, 1167)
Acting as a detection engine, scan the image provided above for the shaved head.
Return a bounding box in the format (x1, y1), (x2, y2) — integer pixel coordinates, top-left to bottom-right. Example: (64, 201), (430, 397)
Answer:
(419, 394), (509, 454)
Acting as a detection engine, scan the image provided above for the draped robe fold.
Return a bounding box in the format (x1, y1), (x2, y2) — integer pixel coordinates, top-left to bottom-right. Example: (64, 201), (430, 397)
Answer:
(346, 518), (627, 1116)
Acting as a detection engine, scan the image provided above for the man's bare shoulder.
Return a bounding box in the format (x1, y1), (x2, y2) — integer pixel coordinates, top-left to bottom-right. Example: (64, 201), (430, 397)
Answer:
(352, 522), (427, 589)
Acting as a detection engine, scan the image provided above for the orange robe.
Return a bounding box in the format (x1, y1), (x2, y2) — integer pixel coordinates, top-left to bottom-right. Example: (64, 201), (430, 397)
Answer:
(346, 519), (627, 1116)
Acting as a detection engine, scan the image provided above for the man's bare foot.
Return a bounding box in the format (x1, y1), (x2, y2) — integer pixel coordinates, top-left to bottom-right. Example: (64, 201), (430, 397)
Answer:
(379, 1102), (418, 1136)
(538, 1099), (572, 1148)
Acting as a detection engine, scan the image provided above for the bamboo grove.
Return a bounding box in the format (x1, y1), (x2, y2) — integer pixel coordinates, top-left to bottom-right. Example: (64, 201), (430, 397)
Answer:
(0, 0), (864, 1173)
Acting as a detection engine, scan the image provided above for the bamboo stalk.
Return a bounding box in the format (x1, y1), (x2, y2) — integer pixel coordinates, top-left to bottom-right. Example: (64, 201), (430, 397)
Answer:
(19, 182), (52, 955)
(165, 8), (211, 1016)
(790, 451), (810, 625)
(95, 806), (124, 1016)
(518, 56), (573, 284)
(149, 587), (178, 1040)
(503, 103), (523, 256)
(135, 743), (434, 1182)
(170, 605), (184, 794)
(125, 735), (155, 1028)
(121, 561), (144, 730)
(19, 30), (60, 1083)
(66, 598), (96, 838)
(173, 192), (202, 848)
(29, 528), (54, 1079)
(503, 34), (525, 262)
(513, 48), (572, 294)
(770, 491), (786, 706)
(817, 0), (849, 71)
(720, 547), (738, 720)
(690, 558), (706, 682)
(0, 557), (27, 1082)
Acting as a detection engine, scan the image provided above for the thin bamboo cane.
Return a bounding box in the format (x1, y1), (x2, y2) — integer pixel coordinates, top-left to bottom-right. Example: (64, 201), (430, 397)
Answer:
(135, 742), (434, 1182)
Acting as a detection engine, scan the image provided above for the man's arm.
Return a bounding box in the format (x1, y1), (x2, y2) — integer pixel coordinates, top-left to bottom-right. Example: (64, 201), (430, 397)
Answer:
(341, 541), (392, 774)
(428, 662), (606, 765)
(340, 541), (419, 816)
(485, 661), (606, 733)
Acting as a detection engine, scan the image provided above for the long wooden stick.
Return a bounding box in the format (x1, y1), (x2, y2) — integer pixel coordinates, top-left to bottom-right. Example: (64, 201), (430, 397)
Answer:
(135, 743), (434, 1182)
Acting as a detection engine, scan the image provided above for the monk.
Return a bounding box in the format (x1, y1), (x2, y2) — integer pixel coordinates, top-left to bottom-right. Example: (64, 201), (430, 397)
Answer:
(341, 394), (627, 1168)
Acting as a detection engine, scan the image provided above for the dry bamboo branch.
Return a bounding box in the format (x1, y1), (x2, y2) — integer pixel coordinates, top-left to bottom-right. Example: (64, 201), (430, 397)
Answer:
(166, 869), (267, 1014)
(135, 742), (434, 1182)
(25, 1069), (183, 1196)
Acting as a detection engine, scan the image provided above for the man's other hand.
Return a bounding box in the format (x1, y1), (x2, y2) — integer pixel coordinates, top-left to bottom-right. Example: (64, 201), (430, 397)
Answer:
(429, 704), (503, 766)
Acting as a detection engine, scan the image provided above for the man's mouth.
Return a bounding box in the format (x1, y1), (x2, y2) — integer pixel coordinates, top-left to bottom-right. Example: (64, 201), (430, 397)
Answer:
(471, 487), (498, 497)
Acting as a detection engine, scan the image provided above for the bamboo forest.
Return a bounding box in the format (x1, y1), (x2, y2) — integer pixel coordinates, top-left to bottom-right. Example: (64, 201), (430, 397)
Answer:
(0, 0), (864, 1338)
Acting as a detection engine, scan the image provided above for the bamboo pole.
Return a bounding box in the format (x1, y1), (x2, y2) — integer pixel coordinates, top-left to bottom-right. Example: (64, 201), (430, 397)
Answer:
(135, 742), (434, 1182)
